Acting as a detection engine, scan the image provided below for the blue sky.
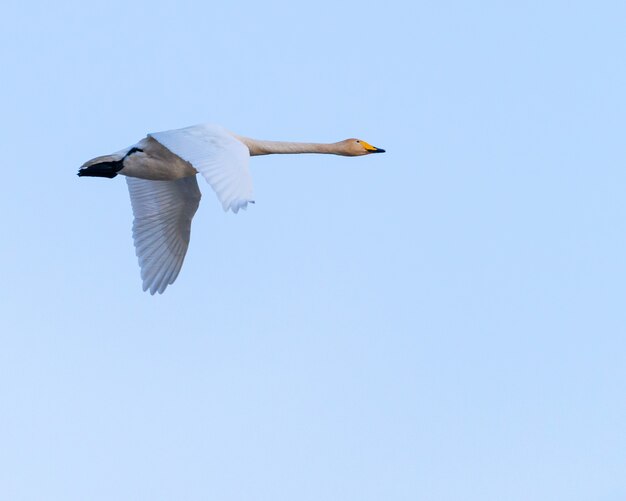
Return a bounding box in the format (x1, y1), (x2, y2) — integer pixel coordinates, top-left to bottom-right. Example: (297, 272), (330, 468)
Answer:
(1, 1), (625, 500)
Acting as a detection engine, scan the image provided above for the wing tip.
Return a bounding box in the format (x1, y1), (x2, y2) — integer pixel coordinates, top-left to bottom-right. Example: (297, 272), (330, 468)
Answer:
(225, 199), (255, 214)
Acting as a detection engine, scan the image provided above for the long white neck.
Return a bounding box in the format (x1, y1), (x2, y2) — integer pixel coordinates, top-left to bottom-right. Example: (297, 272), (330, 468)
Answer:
(234, 136), (343, 156)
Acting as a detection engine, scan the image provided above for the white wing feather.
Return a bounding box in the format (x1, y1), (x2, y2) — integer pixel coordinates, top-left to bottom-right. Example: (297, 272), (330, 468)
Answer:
(126, 176), (201, 295)
(149, 124), (254, 213)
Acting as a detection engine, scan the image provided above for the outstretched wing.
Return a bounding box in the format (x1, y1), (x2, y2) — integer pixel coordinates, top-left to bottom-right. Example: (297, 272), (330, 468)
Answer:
(126, 176), (201, 295)
(149, 124), (254, 213)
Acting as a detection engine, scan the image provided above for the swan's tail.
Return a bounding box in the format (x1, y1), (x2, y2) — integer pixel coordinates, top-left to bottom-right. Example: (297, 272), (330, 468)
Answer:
(77, 154), (124, 178)
(78, 147), (144, 179)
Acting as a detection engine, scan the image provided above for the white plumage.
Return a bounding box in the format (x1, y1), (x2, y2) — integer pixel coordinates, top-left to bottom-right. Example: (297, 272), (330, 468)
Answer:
(149, 124), (253, 214)
(126, 176), (201, 295)
(79, 123), (384, 294)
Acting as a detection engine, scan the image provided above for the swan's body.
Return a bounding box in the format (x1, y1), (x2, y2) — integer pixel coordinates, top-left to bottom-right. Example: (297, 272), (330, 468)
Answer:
(79, 124), (385, 294)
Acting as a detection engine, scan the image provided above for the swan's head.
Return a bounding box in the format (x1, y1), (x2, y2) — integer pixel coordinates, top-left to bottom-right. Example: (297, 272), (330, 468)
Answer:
(339, 138), (386, 156)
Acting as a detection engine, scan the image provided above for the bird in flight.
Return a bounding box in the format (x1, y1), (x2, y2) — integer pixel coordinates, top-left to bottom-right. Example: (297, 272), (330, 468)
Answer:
(78, 124), (385, 294)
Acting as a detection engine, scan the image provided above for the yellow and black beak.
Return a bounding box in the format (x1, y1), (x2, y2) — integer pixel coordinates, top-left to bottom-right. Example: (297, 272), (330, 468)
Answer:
(361, 141), (386, 153)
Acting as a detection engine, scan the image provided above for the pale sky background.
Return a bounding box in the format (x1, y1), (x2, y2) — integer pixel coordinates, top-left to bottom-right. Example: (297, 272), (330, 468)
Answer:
(1, 1), (625, 500)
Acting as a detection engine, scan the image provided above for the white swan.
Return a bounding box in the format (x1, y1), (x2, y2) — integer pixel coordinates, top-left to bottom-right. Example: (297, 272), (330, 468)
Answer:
(79, 124), (385, 294)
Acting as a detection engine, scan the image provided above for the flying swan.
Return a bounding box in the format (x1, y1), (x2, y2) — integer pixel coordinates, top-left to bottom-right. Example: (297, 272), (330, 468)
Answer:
(78, 123), (385, 294)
